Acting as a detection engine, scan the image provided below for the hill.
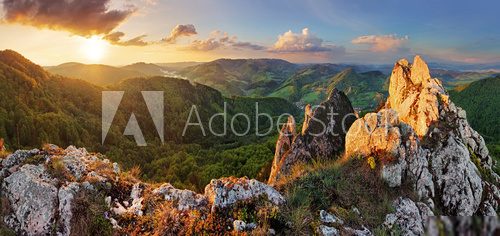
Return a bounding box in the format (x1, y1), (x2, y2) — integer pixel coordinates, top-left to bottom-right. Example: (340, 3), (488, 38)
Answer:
(449, 76), (500, 143)
(179, 58), (299, 96)
(271, 66), (387, 111)
(0, 50), (300, 191)
(121, 62), (167, 76)
(431, 69), (498, 88)
(181, 60), (387, 111)
(45, 62), (146, 86)
(449, 76), (500, 160)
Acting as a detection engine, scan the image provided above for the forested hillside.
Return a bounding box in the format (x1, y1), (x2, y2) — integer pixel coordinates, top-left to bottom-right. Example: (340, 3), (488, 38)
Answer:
(45, 62), (147, 86)
(179, 58), (299, 96)
(449, 75), (500, 162)
(0, 50), (300, 191)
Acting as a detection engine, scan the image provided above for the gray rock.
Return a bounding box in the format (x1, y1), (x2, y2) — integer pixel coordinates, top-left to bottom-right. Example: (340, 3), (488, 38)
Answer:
(113, 162), (120, 174)
(320, 210), (344, 224)
(1, 149), (40, 177)
(318, 225), (339, 236)
(152, 183), (207, 211)
(430, 135), (483, 215)
(233, 220), (246, 232)
(343, 226), (373, 236)
(205, 177), (285, 211)
(384, 198), (433, 236)
(57, 182), (80, 236)
(2, 164), (58, 235)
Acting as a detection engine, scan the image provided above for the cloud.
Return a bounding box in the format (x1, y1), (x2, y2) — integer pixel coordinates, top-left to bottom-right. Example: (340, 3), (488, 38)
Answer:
(269, 28), (332, 53)
(185, 38), (222, 51)
(103, 32), (149, 46)
(163, 24), (197, 43)
(351, 34), (409, 52)
(232, 42), (266, 51)
(1, 0), (135, 36)
(184, 30), (265, 51)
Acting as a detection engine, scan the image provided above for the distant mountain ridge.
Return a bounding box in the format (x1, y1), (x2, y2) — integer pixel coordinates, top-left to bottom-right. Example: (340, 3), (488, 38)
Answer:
(179, 58), (299, 96)
(44, 57), (497, 113)
(45, 62), (147, 86)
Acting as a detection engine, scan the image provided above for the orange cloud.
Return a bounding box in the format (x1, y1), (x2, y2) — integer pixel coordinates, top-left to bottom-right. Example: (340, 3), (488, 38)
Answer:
(184, 30), (264, 51)
(351, 34), (409, 52)
(163, 24), (197, 44)
(103, 32), (149, 46)
(2, 0), (135, 36)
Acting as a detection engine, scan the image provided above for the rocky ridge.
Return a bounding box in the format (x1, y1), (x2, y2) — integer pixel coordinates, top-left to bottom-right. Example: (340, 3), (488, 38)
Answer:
(0, 145), (285, 235)
(268, 88), (356, 185)
(345, 56), (499, 233)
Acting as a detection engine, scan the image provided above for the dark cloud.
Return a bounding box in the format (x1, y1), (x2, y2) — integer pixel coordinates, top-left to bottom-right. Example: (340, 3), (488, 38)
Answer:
(2, 0), (135, 36)
(163, 24), (197, 43)
(232, 42), (266, 51)
(103, 31), (149, 46)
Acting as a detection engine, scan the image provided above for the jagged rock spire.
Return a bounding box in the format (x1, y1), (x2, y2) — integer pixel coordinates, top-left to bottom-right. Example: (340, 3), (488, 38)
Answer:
(386, 55), (448, 137)
(268, 88), (356, 185)
(345, 55), (499, 217)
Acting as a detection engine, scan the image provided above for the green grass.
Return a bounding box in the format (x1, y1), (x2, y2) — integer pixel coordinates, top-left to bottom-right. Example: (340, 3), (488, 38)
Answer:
(277, 157), (416, 234)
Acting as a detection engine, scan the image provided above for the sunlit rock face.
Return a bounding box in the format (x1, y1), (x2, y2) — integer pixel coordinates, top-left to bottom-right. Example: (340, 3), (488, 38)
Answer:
(268, 116), (296, 185)
(345, 55), (499, 217)
(386, 55), (448, 137)
(268, 88), (356, 185)
(345, 109), (434, 200)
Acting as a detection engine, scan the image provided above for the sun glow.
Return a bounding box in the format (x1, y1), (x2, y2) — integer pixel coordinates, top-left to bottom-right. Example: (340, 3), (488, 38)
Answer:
(81, 36), (107, 62)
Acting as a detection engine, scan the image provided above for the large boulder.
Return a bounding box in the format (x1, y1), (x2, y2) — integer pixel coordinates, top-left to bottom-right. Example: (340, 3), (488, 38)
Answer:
(430, 135), (483, 215)
(384, 197), (434, 236)
(2, 164), (58, 235)
(345, 109), (434, 200)
(152, 183), (208, 211)
(205, 177), (285, 211)
(268, 88), (356, 184)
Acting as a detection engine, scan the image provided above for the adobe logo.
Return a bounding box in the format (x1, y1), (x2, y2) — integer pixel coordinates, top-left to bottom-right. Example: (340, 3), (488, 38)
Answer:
(101, 91), (164, 146)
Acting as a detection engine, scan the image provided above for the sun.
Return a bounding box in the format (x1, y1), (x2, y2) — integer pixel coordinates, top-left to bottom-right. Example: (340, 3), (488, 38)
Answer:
(81, 36), (107, 62)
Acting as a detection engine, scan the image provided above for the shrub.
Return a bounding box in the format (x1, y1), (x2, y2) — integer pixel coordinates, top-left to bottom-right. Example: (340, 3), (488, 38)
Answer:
(70, 190), (113, 236)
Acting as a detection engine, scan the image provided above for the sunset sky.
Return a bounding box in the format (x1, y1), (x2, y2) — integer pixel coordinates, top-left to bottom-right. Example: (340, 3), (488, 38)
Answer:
(0, 0), (499, 66)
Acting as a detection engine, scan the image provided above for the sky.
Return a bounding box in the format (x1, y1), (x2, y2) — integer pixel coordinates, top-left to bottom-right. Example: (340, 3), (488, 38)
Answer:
(0, 0), (499, 66)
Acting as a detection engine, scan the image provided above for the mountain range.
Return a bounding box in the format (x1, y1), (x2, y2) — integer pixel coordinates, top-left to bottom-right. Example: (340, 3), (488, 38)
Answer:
(45, 58), (497, 113)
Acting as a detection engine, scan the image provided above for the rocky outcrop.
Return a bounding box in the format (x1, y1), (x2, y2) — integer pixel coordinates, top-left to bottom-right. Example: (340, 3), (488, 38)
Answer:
(430, 135), (483, 215)
(268, 116), (296, 184)
(2, 164), (58, 235)
(345, 109), (435, 200)
(386, 55), (448, 137)
(152, 183), (207, 211)
(0, 145), (284, 235)
(205, 177), (285, 211)
(384, 197), (434, 236)
(269, 88), (356, 185)
(345, 55), (499, 221)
